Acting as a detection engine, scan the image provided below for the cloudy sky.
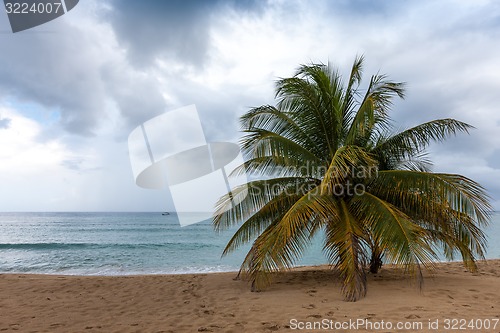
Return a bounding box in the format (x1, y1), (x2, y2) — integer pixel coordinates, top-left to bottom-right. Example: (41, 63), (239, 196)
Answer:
(0, 0), (499, 212)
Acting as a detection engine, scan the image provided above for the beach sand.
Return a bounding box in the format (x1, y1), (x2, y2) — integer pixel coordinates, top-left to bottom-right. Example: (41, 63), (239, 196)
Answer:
(1, 260), (499, 333)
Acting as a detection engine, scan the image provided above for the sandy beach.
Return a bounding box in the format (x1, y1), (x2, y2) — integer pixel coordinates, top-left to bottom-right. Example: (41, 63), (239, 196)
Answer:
(1, 260), (499, 333)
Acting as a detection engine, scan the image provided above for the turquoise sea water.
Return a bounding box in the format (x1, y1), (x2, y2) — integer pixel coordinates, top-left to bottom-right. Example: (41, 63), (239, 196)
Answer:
(0, 212), (499, 275)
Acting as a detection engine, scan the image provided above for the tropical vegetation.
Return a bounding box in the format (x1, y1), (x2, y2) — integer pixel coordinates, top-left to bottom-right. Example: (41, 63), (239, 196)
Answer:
(213, 56), (491, 301)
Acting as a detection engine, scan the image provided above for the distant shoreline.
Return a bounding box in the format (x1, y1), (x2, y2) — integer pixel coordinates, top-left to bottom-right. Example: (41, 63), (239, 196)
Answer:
(0, 259), (495, 277)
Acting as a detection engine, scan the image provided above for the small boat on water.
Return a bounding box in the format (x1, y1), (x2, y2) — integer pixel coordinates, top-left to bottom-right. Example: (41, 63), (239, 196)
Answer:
(162, 212), (170, 215)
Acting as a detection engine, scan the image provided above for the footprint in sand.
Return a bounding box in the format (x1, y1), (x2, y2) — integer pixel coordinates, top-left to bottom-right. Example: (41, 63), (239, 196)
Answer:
(307, 314), (322, 319)
(198, 325), (222, 332)
(405, 314), (421, 319)
(307, 289), (317, 296)
(261, 322), (280, 331)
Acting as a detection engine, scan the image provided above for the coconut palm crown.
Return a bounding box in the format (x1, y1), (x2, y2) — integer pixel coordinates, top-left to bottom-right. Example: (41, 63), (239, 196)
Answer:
(213, 56), (491, 301)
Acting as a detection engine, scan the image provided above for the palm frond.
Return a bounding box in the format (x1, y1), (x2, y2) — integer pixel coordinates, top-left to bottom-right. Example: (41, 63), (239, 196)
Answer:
(240, 105), (322, 158)
(373, 119), (473, 162)
(370, 171), (491, 224)
(351, 192), (437, 275)
(214, 177), (318, 231)
(241, 190), (340, 290)
(367, 170), (490, 269)
(221, 191), (301, 255)
(240, 129), (323, 165)
(323, 199), (367, 301)
(346, 75), (406, 145)
(321, 145), (377, 193)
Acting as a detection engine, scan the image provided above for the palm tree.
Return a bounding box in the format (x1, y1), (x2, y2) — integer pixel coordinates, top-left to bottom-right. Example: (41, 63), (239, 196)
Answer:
(213, 56), (491, 301)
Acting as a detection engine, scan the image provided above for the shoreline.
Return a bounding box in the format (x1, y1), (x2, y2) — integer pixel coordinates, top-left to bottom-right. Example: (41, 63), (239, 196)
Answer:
(1, 260), (499, 332)
(1, 258), (494, 277)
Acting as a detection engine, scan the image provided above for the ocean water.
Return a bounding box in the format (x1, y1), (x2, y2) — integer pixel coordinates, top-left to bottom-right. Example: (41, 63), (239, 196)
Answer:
(0, 212), (499, 275)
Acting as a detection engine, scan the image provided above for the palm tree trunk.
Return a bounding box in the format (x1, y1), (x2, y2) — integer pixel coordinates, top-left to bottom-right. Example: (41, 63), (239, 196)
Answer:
(369, 250), (383, 274)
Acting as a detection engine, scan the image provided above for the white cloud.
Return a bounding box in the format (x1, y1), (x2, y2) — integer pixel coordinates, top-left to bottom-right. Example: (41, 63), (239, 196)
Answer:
(0, 107), (90, 210)
(0, 108), (68, 173)
(0, 107), (173, 211)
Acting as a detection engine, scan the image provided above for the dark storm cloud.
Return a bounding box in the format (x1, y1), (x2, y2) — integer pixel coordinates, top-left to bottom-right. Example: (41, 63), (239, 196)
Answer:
(0, 2), (168, 137)
(99, 62), (168, 130)
(106, 0), (263, 67)
(0, 0), (266, 137)
(0, 25), (106, 136)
